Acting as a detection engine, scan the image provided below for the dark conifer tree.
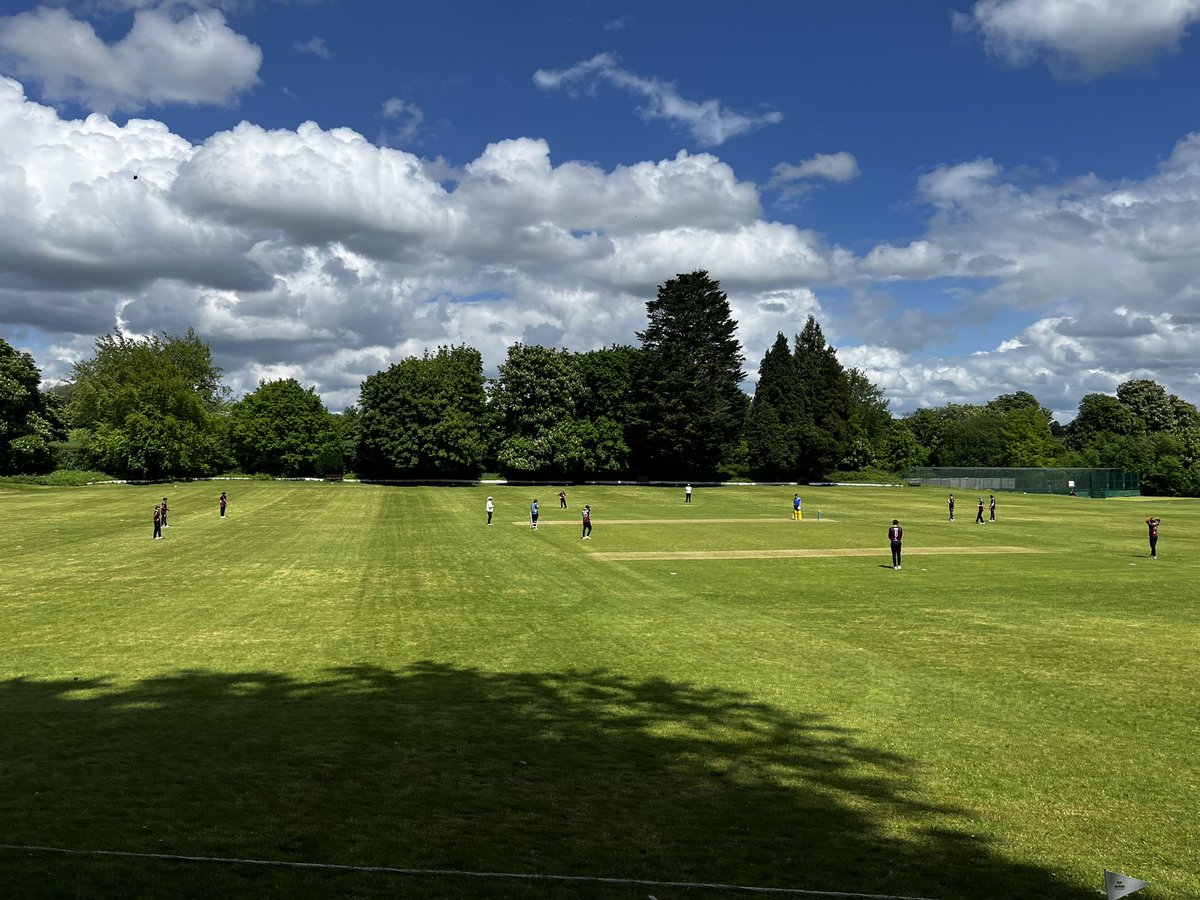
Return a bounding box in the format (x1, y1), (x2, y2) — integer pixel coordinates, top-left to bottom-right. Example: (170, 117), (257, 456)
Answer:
(746, 333), (801, 479)
(633, 271), (745, 478)
(793, 316), (852, 480)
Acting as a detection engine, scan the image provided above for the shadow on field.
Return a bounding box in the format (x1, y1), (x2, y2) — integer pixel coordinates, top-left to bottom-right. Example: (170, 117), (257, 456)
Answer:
(0, 664), (1093, 899)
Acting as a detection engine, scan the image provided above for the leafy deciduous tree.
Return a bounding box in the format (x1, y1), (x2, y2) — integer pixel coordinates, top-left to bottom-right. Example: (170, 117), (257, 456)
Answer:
(844, 367), (892, 470)
(1116, 379), (1178, 433)
(229, 379), (336, 477)
(0, 338), (64, 474)
(358, 345), (486, 478)
(571, 345), (636, 477)
(489, 344), (585, 477)
(1066, 393), (1139, 451)
(66, 329), (229, 478)
(999, 406), (1060, 467)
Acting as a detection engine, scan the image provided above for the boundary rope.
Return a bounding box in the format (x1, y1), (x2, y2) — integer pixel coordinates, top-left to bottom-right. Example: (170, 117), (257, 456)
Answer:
(0, 843), (943, 899)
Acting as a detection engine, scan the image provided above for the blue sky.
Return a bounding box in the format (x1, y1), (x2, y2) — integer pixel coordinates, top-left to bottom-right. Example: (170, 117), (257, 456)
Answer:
(2, 0), (1200, 419)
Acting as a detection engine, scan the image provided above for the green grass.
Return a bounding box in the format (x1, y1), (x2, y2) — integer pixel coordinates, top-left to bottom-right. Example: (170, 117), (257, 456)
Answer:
(1, 481), (1196, 899)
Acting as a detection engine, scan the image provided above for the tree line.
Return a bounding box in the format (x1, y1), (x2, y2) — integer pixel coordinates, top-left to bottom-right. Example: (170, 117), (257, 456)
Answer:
(2, 271), (1197, 495)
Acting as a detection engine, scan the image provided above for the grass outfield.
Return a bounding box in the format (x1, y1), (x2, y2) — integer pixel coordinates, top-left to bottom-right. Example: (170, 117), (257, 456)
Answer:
(0, 481), (1196, 899)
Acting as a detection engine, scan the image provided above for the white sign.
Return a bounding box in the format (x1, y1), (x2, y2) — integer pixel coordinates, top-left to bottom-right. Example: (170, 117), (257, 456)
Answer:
(1105, 869), (1149, 899)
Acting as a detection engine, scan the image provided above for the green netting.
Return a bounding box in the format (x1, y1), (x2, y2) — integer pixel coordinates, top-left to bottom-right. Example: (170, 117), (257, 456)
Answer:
(903, 467), (1140, 498)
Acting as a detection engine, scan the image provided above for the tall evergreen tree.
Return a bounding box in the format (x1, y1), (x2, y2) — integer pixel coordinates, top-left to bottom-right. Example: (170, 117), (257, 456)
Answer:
(746, 333), (801, 479)
(793, 316), (851, 480)
(633, 271), (746, 478)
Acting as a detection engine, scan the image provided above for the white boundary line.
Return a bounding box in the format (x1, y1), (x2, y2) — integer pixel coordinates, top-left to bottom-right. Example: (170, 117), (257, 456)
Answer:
(0, 843), (943, 899)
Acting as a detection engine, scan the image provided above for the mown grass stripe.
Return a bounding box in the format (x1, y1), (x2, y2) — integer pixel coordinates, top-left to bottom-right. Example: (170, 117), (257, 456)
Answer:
(589, 546), (1045, 560)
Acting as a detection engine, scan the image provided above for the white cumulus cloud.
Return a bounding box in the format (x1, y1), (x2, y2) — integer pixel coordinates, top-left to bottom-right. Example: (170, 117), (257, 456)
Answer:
(847, 133), (1200, 416)
(0, 76), (839, 408)
(956, 0), (1200, 79)
(0, 5), (261, 112)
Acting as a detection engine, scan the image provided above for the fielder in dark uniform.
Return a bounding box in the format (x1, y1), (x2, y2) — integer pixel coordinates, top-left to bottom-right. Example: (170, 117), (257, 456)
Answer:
(152, 505), (163, 540)
(989, 495), (996, 522)
(976, 497), (985, 524)
(219, 491), (228, 518)
(889, 519), (903, 570)
(948, 494), (955, 521)
(1146, 517), (1161, 559)
(581, 505), (592, 540)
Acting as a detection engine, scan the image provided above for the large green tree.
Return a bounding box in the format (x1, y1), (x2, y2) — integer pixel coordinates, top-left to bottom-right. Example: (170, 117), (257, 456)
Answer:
(0, 338), (63, 474)
(1116, 379), (1179, 433)
(1065, 393), (1139, 452)
(228, 379), (336, 476)
(988, 392), (1060, 466)
(66, 329), (229, 478)
(748, 322), (888, 479)
(793, 316), (852, 480)
(330, 405), (361, 475)
(571, 345), (636, 477)
(357, 345), (486, 478)
(1139, 428), (1200, 496)
(936, 406), (1006, 467)
(633, 271), (746, 478)
(488, 343), (581, 477)
(1108, 380), (1200, 494)
(843, 367), (892, 471)
(574, 346), (639, 433)
(999, 406), (1060, 466)
(746, 333), (801, 479)
(883, 418), (926, 471)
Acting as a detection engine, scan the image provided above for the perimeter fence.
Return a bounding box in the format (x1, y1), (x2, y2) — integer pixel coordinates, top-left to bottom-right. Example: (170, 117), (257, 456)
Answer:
(903, 466), (1140, 498)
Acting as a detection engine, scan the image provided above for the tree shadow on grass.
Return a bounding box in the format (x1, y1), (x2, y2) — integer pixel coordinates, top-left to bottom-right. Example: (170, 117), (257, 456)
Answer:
(0, 664), (1094, 899)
